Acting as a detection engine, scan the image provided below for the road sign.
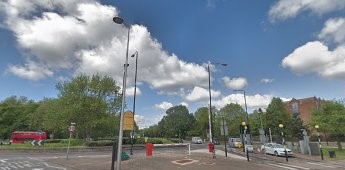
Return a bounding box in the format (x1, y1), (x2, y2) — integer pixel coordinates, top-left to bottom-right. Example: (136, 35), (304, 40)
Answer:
(68, 125), (75, 132)
(31, 140), (43, 146)
(124, 111), (134, 130)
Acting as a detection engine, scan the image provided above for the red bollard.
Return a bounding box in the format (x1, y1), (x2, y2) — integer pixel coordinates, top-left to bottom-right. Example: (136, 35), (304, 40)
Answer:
(208, 143), (214, 153)
(146, 143), (153, 156)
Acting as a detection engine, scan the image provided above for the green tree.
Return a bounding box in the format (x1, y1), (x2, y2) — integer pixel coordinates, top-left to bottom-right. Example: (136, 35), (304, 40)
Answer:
(0, 96), (39, 139)
(265, 97), (293, 141)
(216, 103), (246, 138)
(194, 107), (209, 139)
(311, 101), (345, 150)
(55, 74), (122, 139)
(158, 105), (195, 140)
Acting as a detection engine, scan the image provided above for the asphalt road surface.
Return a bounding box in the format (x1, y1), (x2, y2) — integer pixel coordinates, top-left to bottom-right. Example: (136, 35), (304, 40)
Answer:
(1, 144), (345, 170)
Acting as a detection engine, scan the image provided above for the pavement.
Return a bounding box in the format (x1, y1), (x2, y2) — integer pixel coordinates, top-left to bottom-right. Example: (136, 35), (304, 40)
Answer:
(2, 145), (345, 170)
(45, 148), (272, 170)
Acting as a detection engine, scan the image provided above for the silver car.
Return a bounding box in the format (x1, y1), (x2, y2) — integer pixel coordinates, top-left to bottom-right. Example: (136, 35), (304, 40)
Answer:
(263, 143), (293, 156)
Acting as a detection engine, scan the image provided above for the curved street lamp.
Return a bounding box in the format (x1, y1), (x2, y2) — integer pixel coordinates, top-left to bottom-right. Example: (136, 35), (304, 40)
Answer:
(206, 62), (227, 159)
(315, 125), (324, 160)
(279, 123), (288, 162)
(113, 16), (130, 170)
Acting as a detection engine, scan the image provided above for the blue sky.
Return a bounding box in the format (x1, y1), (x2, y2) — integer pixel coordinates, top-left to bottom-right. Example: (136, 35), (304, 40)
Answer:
(1, 0), (345, 128)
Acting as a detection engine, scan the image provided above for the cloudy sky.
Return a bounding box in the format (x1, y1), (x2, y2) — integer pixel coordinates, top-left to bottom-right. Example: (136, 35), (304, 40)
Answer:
(1, 0), (345, 129)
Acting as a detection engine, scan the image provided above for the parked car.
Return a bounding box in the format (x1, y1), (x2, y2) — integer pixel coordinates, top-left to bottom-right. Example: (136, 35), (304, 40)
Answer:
(213, 138), (220, 145)
(228, 138), (242, 148)
(192, 137), (203, 144)
(262, 143), (293, 156)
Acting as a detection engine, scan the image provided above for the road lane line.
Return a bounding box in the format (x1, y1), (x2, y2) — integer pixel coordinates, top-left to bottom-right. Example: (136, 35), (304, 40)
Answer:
(306, 162), (336, 168)
(267, 163), (297, 170)
(307, 162), (336, 169)
(43, 163), (66, 170)
(310, 162), (343, 168)
(276, 163), (310, 170)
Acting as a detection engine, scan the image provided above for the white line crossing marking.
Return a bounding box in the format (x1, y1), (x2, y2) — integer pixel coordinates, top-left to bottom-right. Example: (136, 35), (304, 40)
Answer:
(43, 163), (66, 170)
(267, 163), (298, 170)
(0, 159), (8, 163)
(276, 163), (310, 170)
(306, 162), (337, 168)
(310, 162), (344, 168)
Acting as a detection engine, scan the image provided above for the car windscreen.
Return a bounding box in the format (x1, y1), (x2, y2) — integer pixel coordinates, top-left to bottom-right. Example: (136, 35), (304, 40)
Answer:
(272, 144), (284, 148)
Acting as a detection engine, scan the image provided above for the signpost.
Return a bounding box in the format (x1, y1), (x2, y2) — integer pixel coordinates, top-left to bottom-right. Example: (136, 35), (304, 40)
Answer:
(66, 122), (76, 160)
(31, 140), (43, 146)
(32, 131), (44, 146)
(124, 111), (134, 131)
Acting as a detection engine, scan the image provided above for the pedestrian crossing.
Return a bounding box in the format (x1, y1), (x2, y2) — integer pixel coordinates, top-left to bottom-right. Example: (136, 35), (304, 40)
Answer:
(265, 161), (344, 170)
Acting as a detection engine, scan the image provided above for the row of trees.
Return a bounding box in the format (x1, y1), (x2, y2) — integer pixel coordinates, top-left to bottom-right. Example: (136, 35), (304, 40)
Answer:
(0, 74), (124, 139)
(143, 97), (345, 150)
(1, 74), (344, 150)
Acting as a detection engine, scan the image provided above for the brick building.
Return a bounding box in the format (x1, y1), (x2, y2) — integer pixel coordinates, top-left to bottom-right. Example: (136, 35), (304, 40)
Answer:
(285, 97), (323, 125)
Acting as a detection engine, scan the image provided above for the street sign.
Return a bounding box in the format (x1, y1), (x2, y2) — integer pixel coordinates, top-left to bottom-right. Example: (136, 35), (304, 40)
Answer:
(124, 111), (134, 130)
(31, 140), (43, 146)
(68, 125), (75, 132)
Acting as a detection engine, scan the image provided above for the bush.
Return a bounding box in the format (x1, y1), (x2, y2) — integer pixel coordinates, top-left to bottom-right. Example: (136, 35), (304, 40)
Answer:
(59, 139), (85, 146)
(44, 139), (62, 143)
(85, 140), (114, 147)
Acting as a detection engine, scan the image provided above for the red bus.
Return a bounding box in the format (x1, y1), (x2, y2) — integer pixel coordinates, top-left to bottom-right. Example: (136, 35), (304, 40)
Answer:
(10, 131), (47, 144)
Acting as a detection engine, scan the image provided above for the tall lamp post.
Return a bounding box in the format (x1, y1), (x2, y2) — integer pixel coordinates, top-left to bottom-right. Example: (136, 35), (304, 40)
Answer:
(207, 62), (227, 159)
(315, 125), (324, 160)
(113, 16), (130, 170)
(279, 123), (288, 162)
(234, 89), (250, 144)
(242, 122), (249, 162)
(130, 51), (138, 155)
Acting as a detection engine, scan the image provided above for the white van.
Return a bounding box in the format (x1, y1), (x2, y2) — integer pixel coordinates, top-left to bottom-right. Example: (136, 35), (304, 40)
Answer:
(192, 137), (203, 144)
(228, 138), (242, 148)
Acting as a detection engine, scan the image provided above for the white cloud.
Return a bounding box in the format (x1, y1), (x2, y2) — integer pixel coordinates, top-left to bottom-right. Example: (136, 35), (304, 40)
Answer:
(126, 87), (142, 97)
(185, 86), (221, 102)
(282, 41), (345, 79)
(269, 0), (345, 22)
(0, 0), (209, 93)
(222, 76), (248, 90)
(134, 114), (162, 129)
(180, 102), (189, 107)
(260, 78), (274, 84)
(7, 60), (53, 81)
(319, 18), (345, 45)
(213, 93), (273, 112)
(155, 101), (173, 111)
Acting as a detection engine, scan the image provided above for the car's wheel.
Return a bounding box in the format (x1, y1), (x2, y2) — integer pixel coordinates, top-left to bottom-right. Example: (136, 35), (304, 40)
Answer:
(274, 151), (278, 157)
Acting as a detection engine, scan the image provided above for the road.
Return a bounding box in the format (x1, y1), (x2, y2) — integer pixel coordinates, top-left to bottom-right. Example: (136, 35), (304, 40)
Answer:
(0, 144), (344, 170)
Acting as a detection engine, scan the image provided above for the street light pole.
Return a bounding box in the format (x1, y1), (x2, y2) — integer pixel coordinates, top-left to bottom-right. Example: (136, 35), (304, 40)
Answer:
(234, 89), (250, 144)
(113, 16), (130, 170)
(242, 122), (249, 162)
(279, 123), (288, 162)
(315, 125), (324, 160)
(207, 64), (213, 144)
(207, 62), (227, 159)
(221, 114), (227, 157)
(130, 51), (138, 155)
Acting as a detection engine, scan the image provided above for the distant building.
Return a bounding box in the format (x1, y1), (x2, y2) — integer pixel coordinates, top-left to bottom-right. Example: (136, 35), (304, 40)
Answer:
(285, 97), (323, 125)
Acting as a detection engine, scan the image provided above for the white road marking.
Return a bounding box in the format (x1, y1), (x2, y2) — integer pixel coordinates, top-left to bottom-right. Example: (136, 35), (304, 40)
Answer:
(0, 159), (8, 163)
(309, 162), (344, 168)
(276, 163), (310, 170)
(267, 163), (297, 170)
(306, 162), (337, 168)
(43, 162), (67, 170)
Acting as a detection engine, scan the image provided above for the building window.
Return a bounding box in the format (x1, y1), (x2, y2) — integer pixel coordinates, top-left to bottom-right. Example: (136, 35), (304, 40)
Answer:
(292, 102), (299, 114)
